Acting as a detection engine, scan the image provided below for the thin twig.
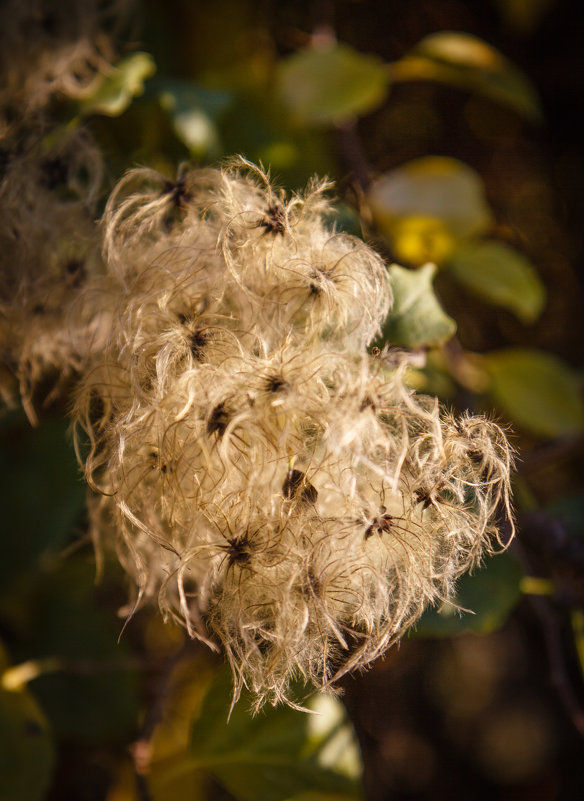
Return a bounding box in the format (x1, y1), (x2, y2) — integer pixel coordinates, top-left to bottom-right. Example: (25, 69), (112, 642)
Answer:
(335, 120), (373, 192)
(511, 539), (584, 738)
(130, 636), (198, 796)
(134, 772), (152, 801)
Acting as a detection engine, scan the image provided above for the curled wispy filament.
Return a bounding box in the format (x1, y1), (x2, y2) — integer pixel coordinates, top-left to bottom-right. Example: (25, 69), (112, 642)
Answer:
(73, 157), (514, 710)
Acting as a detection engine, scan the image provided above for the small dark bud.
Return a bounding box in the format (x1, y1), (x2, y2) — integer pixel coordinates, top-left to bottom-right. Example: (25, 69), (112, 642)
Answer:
(282, 469), (318, 504)
(207, 402), (230, 437)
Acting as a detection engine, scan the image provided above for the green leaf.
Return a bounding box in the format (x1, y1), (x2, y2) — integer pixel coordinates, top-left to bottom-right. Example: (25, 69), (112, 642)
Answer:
(369, 158), (493, 264)
(0, 684), (54, 801)
(156, 80), (232, 156)
(79, 52), (156, 117)
(382, 264), (456, 348)
(216, 91), (336, 187)
(277, 43), (388, 125)
(152, 667), (362, 801)
(389, 32), (542, 121)
(19, 558), (138, 742)
(413, 551), (522, 637)
(0, 414), (86, 591)
(447, 241), (546, 323)
(369, 157), (493, 239)
(485, 349), (584, 438)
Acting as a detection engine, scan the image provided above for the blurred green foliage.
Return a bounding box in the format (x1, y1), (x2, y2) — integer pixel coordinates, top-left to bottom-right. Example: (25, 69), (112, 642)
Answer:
(79, 53), (157, 118)
(150, 667), (362, 801)
(382, 264), (456, 348)
(0, 681), (54, 801)
(0, 414), (85, 591)
(277, 43), (388, 125)
(485, 349), (584, 439)
(446, 241), (545, 324)
(388, 31), (542, 121)
(414, 551), (523, 637)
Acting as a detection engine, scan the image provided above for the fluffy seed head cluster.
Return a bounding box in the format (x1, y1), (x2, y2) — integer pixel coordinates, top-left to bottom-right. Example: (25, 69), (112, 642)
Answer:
(0, 0), (127, 114)
(73, 158), (514, 710)
(0, 2), (126, 418)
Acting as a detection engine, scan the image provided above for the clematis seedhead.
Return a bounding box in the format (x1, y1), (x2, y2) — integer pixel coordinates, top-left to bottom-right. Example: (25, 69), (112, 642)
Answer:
(73, 158), (514, 710)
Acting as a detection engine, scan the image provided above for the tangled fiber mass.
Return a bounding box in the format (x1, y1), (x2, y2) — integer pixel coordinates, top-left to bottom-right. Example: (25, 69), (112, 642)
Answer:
(0, 4), (513, 709)
(0, 0), (125, 420)
(70, 159), (514, 710)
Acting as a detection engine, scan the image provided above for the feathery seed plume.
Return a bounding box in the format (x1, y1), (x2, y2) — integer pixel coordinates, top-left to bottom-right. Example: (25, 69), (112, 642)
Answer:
(73, 158), (514, 710)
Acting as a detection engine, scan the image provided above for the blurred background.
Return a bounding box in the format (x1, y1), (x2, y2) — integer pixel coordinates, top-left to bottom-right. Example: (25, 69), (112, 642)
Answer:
(1, 1), (583, 800)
